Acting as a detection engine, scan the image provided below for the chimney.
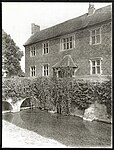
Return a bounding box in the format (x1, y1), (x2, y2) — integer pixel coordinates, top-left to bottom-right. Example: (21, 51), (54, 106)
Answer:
(88, 3), (95, 16)
(31, 23), (40, 35)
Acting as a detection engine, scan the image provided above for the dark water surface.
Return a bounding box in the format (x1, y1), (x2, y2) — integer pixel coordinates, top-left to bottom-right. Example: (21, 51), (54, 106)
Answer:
(2, 109), (112, 147)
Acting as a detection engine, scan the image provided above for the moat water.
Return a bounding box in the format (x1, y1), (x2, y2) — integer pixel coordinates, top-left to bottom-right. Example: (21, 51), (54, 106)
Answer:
(2, 108), (112, 147)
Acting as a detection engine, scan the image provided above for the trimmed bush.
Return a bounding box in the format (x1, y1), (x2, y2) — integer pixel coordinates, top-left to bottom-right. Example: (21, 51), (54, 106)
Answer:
(2, 77), (32, 103)
(93, 80), (112, 116)
(2, 76), (112, 116)
(30, 77), (53, 110)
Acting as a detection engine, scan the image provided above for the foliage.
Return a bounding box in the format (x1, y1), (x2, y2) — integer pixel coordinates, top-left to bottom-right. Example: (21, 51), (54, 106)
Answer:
(70, 80), (96, 110)
(2, 29), (24, 77)
(30, 77), (53, 109)
(2, 77), (112, 115)
(2, 77), (32, 103)
(93, 80), (112, 115)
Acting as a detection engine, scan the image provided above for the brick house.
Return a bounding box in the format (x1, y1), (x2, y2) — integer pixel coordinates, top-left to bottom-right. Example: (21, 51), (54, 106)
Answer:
(24, 4), (112, 81)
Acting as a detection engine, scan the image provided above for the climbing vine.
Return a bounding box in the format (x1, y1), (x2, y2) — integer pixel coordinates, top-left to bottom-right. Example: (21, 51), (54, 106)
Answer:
(2, 76), (112, 115)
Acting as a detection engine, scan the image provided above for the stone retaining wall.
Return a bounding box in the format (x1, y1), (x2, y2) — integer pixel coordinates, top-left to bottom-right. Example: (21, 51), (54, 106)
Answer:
(70, 101), (111, 122)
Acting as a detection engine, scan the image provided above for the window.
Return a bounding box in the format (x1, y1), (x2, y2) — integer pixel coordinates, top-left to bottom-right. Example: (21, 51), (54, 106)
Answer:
(30, 66), (36, 77)
(43, 64), (49, 76)
(61, 35), (75, 51)
(90, 59), (102, 75)
(30, 46), (36, 57)
(90, 28), (101, 45)
(43, 42), (49, 54)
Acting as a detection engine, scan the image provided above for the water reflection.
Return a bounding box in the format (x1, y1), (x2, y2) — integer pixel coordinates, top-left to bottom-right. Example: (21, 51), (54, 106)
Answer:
(2, 101), (13, 111)
(2, 108), (111, 147)
(2, 112), (14, 122)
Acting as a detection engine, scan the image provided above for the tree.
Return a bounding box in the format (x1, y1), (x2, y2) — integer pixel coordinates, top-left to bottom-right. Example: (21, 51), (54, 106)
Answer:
(2, 29), (24, 77)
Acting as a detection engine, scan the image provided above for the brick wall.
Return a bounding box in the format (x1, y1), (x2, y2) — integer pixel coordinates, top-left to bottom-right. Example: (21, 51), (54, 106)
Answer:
(25, 21), (111, 78)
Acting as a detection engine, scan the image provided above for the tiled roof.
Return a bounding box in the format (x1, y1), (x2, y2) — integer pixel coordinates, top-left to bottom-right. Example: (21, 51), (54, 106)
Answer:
(52, 55), (77, 68)
(24, 5), (111, 46)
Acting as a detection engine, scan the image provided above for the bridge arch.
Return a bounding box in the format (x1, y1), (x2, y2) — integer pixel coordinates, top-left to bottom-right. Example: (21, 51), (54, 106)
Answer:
(2, 97), (38, 112)
(20, 97), (37, 110)
(2, 100), (13, 112)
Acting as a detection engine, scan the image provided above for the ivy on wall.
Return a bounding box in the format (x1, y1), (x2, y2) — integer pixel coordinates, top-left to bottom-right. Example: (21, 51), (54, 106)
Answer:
(2, 77), (112, 115)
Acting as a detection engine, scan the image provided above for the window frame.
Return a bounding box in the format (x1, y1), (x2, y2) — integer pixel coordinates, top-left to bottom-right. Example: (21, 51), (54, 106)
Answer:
(89, 58), (103, 75)
(30, 65), (36, 77)
(42, 41), (49, 55)
(42, 64), (49, 76)
(90, 27), (101, 45)
(30, 45), (36, 57)
(60, 34), (75, 51)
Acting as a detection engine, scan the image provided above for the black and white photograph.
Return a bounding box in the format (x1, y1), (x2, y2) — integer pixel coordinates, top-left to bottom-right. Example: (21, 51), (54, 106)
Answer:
(2, 2), (112, 148)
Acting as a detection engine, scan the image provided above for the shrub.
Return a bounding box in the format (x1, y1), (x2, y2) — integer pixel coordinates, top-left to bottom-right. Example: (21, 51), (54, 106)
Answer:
(30, 77), (53, 109)
(2, 77), (32, 103)
(94, 80), (112, 116)
(2, 77), (112, 116)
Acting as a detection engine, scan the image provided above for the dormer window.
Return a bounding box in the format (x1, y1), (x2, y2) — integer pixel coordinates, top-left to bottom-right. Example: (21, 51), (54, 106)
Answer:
(30, 45), (36, 57)
(42, 42), (49, 54)
(61, 34), (75, 51)
(90, 28), (101, 45)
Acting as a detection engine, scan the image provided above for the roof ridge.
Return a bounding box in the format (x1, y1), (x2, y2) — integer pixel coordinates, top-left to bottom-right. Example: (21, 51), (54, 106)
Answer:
(30, 13), (87, 38)
(68, 55), (77, 67)
(95, 4), (111, 11)
(34, 5), (111, 35)
(24, 5), (111, 46)
(29, 5), (111, 37)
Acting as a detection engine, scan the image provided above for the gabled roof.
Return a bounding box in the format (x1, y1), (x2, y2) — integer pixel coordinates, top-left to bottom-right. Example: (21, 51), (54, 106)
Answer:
(52, 55), (77, 68)
(24, 5), (111, 46)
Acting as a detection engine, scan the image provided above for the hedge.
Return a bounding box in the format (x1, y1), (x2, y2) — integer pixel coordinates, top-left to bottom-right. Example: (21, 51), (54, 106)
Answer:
(2, 76), (112, 115)
(2, 77), (32, 103)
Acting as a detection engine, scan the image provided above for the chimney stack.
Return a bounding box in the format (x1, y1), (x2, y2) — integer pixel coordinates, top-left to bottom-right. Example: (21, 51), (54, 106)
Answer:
(31, 23), (40, 35)
(88, 3), (95, 16)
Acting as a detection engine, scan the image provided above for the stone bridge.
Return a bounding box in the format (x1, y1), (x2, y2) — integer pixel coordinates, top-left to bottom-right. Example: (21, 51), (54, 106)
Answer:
(2, 97), (37, 112)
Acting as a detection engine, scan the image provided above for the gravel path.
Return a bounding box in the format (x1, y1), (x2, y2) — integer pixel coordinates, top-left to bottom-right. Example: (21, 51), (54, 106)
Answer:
(2, 120), (68, 148)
